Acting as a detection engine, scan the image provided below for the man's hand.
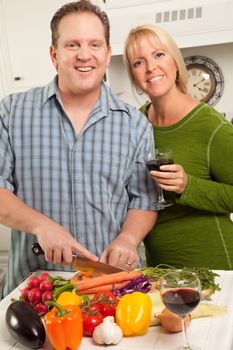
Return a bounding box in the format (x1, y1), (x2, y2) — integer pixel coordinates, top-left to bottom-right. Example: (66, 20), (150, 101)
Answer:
(0, 189), (98, 265)
(100, 208), (156, 271)
(100, 234), (139, 271)
(35, 220), (98, 265)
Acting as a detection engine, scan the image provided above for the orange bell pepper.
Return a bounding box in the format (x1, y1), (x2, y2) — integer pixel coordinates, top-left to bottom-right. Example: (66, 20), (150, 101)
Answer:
(44, 301), (83, 350)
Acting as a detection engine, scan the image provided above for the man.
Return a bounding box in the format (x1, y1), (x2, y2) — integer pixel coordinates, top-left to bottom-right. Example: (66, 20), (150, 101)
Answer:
(0, 0), (157, 297)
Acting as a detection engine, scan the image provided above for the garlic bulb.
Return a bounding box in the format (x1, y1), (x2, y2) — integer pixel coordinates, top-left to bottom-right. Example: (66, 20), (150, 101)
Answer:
(93, 316), (123, 345)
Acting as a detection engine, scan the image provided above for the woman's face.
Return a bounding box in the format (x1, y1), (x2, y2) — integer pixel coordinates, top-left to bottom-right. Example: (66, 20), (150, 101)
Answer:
(128, 36), (178, 99)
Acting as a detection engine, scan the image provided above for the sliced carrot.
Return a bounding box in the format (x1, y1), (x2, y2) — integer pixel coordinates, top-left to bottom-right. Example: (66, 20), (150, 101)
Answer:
(73, 270), (142, 292)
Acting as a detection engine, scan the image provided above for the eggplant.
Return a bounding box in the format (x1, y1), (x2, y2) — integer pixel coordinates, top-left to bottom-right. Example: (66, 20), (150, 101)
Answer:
(5, 300), (46, 349)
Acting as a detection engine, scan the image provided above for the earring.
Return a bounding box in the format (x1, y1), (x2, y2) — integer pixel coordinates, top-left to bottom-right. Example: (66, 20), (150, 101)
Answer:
(136, 87), (143, 95)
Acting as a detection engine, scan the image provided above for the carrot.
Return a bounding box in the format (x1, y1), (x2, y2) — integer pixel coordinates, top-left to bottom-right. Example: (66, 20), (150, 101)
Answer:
(76, 284), (113, 295)
(77, 281), (130, 295)
(72, 270), (142, 292)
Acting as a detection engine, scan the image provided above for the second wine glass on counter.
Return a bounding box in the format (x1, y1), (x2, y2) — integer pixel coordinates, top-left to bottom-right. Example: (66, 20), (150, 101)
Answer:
(159, 270), (202, 350)
(146, 148), (174, 210)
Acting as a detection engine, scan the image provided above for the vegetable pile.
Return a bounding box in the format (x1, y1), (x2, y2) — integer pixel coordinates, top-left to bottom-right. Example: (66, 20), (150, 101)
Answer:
(5, 265), (222, 349)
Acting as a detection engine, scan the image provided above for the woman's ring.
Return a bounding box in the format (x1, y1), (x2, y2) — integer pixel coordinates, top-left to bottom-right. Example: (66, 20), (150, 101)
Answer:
(126, 260), (132, 265)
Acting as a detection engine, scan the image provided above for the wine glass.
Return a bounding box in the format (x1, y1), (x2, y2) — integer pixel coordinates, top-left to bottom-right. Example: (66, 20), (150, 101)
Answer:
(159, 270), (202, 350)
(146, 147), (174, 210)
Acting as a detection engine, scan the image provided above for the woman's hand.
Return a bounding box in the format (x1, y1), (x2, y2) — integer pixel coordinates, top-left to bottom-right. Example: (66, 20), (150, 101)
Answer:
(150, 163), (188, 194)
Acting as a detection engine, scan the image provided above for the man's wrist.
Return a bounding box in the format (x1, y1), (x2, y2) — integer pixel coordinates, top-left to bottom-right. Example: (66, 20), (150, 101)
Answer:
(116, 230), (141, 248)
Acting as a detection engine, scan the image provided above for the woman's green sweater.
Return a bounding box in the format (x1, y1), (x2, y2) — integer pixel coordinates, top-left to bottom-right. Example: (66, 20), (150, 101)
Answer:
(141, 102), (233, 269)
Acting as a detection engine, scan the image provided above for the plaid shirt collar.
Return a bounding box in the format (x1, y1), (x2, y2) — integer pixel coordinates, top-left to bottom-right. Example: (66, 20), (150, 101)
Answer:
(41, 76), (130, 116)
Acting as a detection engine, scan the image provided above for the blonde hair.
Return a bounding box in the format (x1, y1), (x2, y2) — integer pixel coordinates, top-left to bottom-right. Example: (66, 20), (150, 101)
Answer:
(123, 24), (187, 94)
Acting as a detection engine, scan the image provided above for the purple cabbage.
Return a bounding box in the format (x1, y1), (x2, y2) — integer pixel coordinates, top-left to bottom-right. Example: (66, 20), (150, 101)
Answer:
(112, 275), (153, 297)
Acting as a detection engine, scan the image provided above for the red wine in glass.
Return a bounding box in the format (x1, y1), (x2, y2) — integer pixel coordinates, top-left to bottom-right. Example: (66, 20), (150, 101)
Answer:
(162, 288), (201, 316)
(146, 148), (174, 210)
(146, 158), (174, 172)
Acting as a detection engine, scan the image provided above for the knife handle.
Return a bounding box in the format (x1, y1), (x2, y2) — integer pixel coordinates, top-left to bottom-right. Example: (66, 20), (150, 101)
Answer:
(32, 242), (45, 256)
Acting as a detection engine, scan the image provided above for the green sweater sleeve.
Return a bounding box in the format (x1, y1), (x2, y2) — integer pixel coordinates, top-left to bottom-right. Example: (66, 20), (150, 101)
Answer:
(178, 174), (233, 213)
(177, 121), (233, 213)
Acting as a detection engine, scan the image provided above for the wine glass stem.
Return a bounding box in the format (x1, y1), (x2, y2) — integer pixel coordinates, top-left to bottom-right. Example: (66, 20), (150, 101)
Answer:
(158, 187), (165, 203)
(181, 316), (191, 349)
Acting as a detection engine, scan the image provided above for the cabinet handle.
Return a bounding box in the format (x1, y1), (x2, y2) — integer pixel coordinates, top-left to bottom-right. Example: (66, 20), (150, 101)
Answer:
(14, 76), (22, 81)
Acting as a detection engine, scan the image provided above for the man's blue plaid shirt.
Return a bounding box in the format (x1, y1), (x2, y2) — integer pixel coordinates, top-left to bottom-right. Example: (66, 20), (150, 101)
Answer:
(0, 77), (157, 296)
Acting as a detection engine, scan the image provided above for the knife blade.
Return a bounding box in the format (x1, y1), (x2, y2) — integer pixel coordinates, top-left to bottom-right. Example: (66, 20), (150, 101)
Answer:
(31, 242), (124, 275)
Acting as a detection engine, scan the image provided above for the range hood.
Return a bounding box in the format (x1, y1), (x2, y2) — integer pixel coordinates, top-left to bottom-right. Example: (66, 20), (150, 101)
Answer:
(108, 0), (233, 54)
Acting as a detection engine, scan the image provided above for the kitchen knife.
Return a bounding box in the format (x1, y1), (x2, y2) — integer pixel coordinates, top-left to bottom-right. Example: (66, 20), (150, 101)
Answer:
(31, 242), (124, 275)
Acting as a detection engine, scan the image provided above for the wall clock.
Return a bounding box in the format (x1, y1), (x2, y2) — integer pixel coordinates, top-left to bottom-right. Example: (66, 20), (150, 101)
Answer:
(184, 55), (224, 106)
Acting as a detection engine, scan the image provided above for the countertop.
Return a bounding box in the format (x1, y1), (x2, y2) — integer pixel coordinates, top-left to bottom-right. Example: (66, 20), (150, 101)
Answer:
(0, 270), (233, 350)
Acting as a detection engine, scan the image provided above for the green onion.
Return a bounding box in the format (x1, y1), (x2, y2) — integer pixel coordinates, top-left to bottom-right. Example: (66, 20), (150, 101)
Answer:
(139, 265), (221, 292)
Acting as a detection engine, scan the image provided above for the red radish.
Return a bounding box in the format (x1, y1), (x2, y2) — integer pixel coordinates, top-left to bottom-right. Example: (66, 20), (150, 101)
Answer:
(39, 280), (53, 292)
(28, 288), (42, 304)
(20, 287), (31, 301)
(27, 276), (40, 289)
(38, 272), (51, 281)
(34, 302), (47, 316)
(42, 290), (53, 303)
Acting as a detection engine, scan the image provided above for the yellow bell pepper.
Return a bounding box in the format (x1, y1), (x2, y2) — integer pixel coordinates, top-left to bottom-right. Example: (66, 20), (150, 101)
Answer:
(56, 291), (83, 307)
(115, 291), (152, 336)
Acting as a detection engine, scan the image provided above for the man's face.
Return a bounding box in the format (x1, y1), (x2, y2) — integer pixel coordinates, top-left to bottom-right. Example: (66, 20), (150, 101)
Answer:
(50, 12), (111, 96)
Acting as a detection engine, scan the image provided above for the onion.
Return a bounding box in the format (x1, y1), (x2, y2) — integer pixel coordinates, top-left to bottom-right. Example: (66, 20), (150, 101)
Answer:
(158, 308), (191, 333)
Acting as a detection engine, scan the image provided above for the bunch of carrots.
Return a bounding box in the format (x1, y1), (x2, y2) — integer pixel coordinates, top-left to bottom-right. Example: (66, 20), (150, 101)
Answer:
(71, 270), (143, 295)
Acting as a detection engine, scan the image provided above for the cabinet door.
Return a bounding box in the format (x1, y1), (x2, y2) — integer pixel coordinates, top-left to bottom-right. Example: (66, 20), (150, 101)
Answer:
(0, 0), (70, 96)
(0, 0), (106, 97)
(104, 0), (166, 9)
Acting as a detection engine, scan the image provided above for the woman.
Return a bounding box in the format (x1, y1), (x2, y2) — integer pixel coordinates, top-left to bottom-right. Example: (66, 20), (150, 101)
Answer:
(123, 24), (233, 269)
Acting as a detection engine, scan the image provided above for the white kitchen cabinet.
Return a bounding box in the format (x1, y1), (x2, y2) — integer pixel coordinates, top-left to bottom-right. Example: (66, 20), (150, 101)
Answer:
(0, 1), (96, 97)
(105, 0), (233, 55)
(0, 0), (71, 97)
(0, 0), (106, 98)
(103, 0), (167, 9)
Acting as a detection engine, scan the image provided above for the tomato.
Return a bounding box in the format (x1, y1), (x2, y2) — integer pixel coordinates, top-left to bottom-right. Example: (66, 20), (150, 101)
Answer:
(82, 303), (102, 314)
(93, 291), (117, 303)
(82, 312), (104, 337)
(81, 291), (118, 336)
(100, 300), (118, 317)
(90, 291), (118, 318)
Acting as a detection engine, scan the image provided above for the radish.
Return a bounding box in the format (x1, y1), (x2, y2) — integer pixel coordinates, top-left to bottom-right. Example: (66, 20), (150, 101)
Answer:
(20, 287), (31, 302)
(42, 290), (53, 303)
(39, 280), (53, 292)
(38, 272), (51, 281)
(28, 288), (42, 304)
(27, 276), (40, 289)
(34, 302), (48, 316)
